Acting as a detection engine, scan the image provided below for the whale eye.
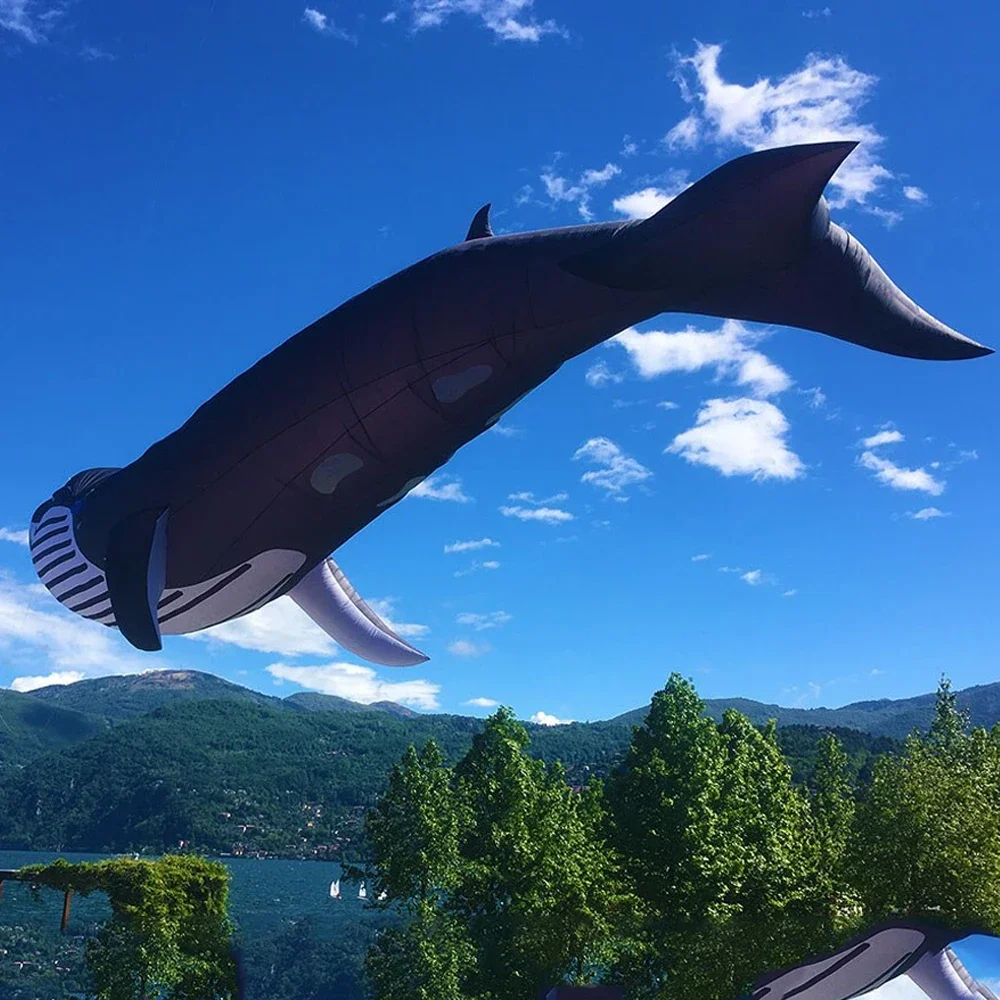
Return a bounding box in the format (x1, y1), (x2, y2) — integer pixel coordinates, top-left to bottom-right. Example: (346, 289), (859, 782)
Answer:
(310, 453), (364, 494)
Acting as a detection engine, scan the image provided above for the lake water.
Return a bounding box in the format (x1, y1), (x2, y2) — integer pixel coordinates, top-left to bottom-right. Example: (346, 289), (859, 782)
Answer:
(0, 850), (382, 999)
(0, 850), (367, 942)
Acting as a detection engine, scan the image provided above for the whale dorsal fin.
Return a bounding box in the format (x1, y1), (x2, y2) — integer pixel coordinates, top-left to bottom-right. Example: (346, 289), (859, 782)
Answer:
(105, 507), (169, 652)
(465, 203), (493, 241)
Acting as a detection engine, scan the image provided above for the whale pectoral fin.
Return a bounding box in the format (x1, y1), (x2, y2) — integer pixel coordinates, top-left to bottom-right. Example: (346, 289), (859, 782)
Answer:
(289, 558), (429, 667)
(105, 507), (169, 652)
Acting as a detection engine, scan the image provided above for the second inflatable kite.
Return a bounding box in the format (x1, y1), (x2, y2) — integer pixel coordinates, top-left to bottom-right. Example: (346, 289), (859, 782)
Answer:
(29, 142), (992, 661)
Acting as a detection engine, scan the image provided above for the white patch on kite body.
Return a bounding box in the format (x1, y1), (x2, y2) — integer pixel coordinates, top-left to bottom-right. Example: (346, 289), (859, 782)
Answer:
(377, 476), (426, 508)
(310, 453), (364, 494)
(432, 364), (493, 403)
(159, 548), (308, 635)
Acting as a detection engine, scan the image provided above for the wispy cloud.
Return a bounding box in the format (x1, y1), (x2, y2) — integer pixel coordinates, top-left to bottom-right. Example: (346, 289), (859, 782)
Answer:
(573, 437), (652, 499)
(0, 528), (29, 546)
(10, 670), (85, 693)
(585, 360), (625, 387)
(191, 597), (337, 657)
(499, 504), (573, 524)
(857, 451), (944, 495)
(453, 559), (501, 577)
(507, 490), (569, 505)
(782, 589), (798, 598)
(903, 185), (928, 204)
(409, 475), (472, 502)
(0, 0), (66, 44)
(691, 553), (711, 562)
(302, 7), (358, 42)
(666, 42), (897, 213)
(861, 428), (904, 448)
(541, 161), (621, 221)
(800, 387), (827, 410)
(456, 611), (512, 631)
(907, 506), (950, 521)
(402, 0), (565, 42)
(530, 710), (572, 726)
(658, 401), (679, 411)
(444, 538), (500, 554)
(448, 638), (490, 657)
(614, 321), (792, 398)
(267, 661), (439, 710)
(741, 569), (764, 586)
(465, 696), (499, 708)
(490, 422), (522, 438)
(668, 397), (804, 480)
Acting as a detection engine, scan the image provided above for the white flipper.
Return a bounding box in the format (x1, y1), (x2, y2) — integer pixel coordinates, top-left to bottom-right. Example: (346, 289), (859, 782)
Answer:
(289, 558), (429, 667)
(907, 949), (981, 1000)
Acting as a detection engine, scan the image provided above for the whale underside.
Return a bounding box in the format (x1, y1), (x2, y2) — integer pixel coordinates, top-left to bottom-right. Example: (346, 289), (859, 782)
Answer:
(30, 141), (992, 661)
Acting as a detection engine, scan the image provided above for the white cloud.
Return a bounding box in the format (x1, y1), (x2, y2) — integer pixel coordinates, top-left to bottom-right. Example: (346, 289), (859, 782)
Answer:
(585, 360), (625, 387)
(858, 451), (944, 495)
(465, 696), (499, 708)
(903, 185), (928, 203)
(499, 505), (573, 524)
(530, 710), (573, 726)
(191, 596), (336, 657)
(907, 507), (950, 521)
(801, 386), (827, 410)
(444, 538), (500, 554)
(573, 437), (652, 497)
(691, 553), (710, 562)
(381, 10), (398, 22)
(448, 638), (490, 657)
(490, 423), (522, 437)
(409, 475), (471, 503)
(0, 574), (158, 676)
(507, 490), (568, 505)
(612, 172), (691, 220)
(405, 0), (564, 41)
(620, 135), (638, 156)
(783, 589), (798, 597)
(367, 598), (430, 639)
(302, 7), (357, 41)
(658, 401), (679, 411)
(801, 6), (832, 16)
(541, 162), (620, 221)
(614, 320), (792, 398)
(668, 397), (804, 480)
(0, 0), (65, 43)
(454, 559), (502, 577)
(10, 670), (85, 693)
(0, 528), (29, 546)
(861, 429), (904, 448)
(267, 661), (439, 710)
(456, 611), (512, 631)
(741, 569), (764, 586)
(666, 42), (894, 210)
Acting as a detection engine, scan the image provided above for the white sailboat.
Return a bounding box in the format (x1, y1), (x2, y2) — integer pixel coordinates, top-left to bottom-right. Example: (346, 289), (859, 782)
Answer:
(358, 881), (367, 900)
(329, 879), (341, 899)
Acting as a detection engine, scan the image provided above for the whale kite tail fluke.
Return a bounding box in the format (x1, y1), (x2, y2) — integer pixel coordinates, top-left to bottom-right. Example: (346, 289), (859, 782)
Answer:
(289, 558), (429, 667)
(562, 141), (992, 361)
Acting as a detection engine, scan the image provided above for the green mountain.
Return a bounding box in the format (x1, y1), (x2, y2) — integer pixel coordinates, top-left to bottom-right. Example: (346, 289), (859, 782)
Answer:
(613, 682), (1000, 740)
(24, 669), (289, 721)
(0, 688), (107, 769)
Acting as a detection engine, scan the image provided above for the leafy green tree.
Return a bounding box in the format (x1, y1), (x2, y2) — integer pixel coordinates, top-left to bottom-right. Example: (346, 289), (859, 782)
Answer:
(851, 677), (1000, 932)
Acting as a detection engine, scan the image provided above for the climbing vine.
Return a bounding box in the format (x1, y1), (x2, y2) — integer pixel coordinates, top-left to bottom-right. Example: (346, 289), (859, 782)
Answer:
(18, 854), (238, 1000)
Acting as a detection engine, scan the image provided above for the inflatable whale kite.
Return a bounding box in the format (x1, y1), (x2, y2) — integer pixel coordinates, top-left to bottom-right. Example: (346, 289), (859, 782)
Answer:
(29, 142), (991, 662)
(746, 920), (1000, 1000)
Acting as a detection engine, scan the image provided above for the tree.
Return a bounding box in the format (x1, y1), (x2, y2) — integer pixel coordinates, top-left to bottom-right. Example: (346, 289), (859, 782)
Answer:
(851, 676), (1000, 932)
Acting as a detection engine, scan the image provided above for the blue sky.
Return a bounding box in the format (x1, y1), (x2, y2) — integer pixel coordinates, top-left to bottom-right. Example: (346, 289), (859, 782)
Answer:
(1, 0), (997, 727)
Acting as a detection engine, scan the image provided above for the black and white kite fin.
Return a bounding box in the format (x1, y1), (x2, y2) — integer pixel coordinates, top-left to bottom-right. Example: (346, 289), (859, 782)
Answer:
(105, 507), (169, 652)
(289, 558), (429, 667)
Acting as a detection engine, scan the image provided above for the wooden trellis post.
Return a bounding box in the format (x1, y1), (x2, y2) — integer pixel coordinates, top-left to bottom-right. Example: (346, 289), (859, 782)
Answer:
(0, 869), (74, 933)
(61, 889), (73, 932)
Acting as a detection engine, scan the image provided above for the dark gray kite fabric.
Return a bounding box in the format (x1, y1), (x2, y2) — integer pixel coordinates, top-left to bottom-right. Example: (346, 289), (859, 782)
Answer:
(747, 922), (996, 1000)
(30, 142), (992, 658)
